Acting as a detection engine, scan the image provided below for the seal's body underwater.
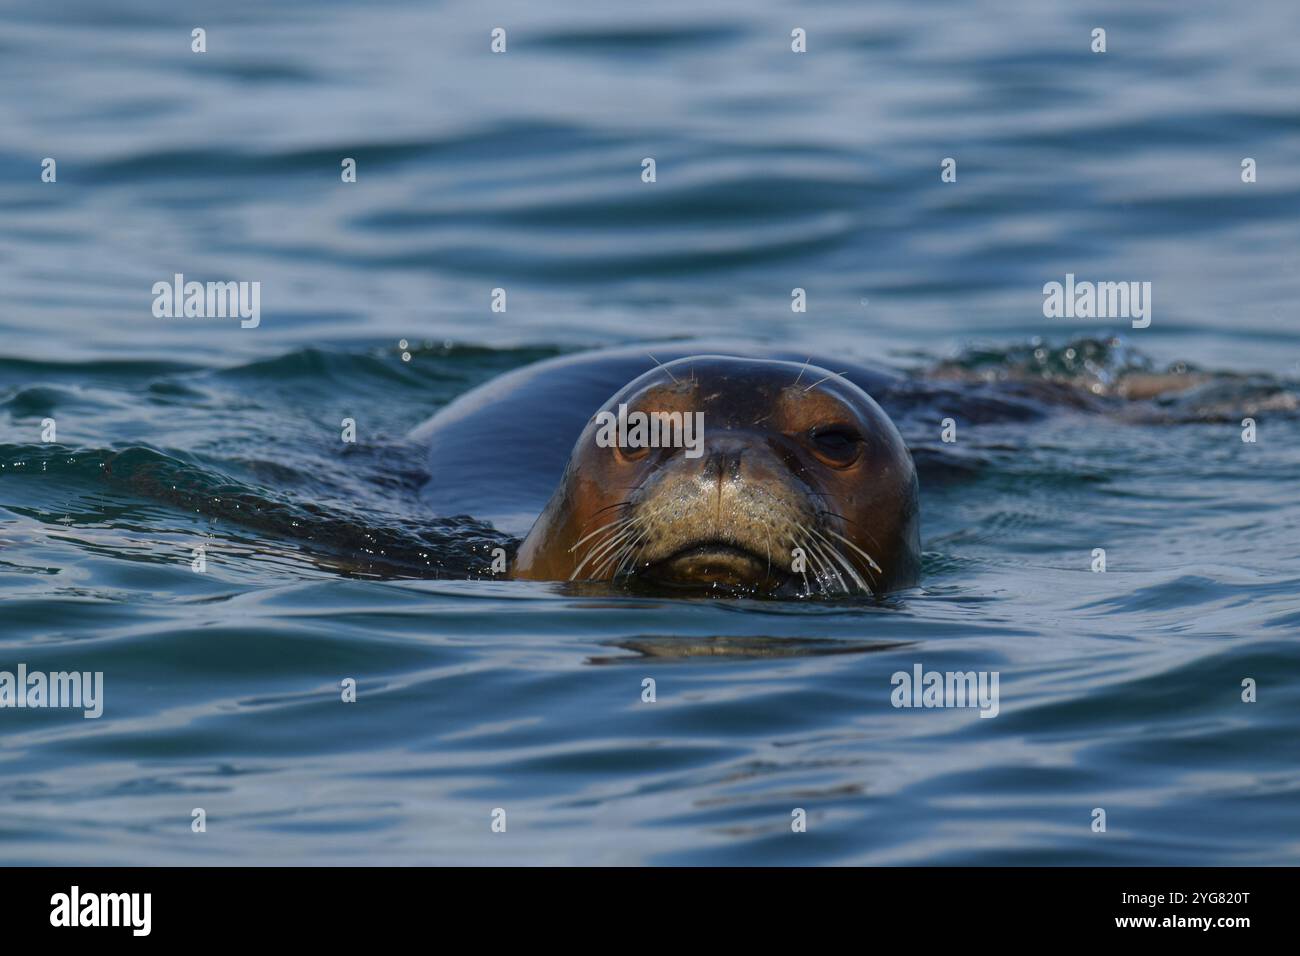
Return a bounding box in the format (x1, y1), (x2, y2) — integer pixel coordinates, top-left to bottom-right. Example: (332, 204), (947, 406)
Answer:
(412, 345), (920, 596)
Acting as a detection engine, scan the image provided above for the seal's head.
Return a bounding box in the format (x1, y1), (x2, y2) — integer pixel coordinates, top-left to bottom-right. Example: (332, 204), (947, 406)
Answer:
(511, 356), (920, 596)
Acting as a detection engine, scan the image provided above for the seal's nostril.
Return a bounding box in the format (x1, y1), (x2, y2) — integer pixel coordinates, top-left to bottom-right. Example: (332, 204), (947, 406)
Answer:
(702, 448), (744, 479)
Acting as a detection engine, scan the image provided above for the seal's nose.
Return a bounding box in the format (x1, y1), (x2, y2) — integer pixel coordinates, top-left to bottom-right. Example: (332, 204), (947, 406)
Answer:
(699, 435), (750, 479)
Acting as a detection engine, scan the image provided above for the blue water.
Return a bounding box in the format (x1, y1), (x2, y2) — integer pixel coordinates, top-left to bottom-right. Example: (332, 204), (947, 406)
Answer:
(2, 0), (1299, 865)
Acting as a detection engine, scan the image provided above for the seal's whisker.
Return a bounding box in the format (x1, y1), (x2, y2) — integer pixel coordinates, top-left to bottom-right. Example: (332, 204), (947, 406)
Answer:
(607, 544), (637, 580)
(571, 521), (640, 578)
(594, 539), (636, 579)
(813, 538), (857, 596)
(581, 521), (643, 571)
(815, 541), (853, 595)
(569, 532), (621, 575)
(614, 524), (656, 578)
(569, 516), (631, 552)
(791, 356), (813, 388)
(803, 370), (848, 392)
(580, 537), (634, 581)
(598, 498), (671, 581)
(613, 507), (665, 573)
(646, 353), (678, 384)
(609, 508), (665, 580)
(803, 538), (845, 595)
(810, 547), (834, 597)
(821, 527), (884, 575)
(810, 528), (872, 594)
(581, 499), (635, 527)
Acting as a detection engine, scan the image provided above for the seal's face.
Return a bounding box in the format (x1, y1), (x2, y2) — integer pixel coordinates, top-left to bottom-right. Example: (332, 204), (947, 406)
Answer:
(512, 356), (921, 596)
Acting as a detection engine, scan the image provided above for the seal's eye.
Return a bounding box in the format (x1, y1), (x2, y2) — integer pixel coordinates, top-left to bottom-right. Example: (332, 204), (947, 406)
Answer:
(614, 443), (650, 463)
(808, 426), (863, 466)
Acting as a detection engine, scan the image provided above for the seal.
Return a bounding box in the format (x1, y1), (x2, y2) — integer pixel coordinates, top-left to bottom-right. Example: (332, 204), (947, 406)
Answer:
(410, 338), (1237, 593)
(413, 347), (921, 596)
